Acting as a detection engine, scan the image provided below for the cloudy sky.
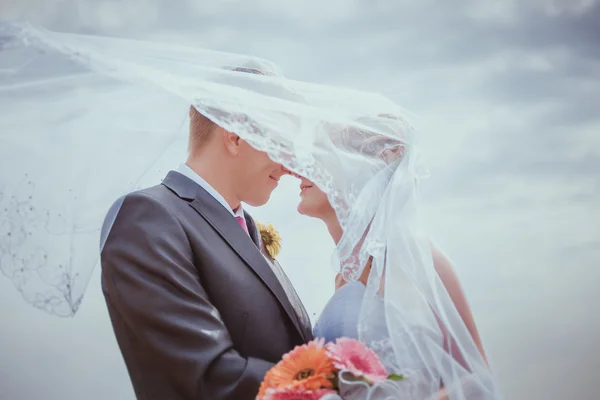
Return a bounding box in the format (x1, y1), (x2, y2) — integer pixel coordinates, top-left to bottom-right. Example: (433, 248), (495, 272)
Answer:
(1, 1), (599, 399)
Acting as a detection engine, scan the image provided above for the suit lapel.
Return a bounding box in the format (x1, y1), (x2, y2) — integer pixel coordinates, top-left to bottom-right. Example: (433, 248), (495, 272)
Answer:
(247, 215), (313, 342)
(262, 256), (314, 342)
(244, 212), (261, 248)
(161, 171), (307, 341)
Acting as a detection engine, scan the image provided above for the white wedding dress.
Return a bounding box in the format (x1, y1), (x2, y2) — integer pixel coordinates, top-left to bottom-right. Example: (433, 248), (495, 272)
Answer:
(314, 282), (375, 343)
(313, 282), (443, 399)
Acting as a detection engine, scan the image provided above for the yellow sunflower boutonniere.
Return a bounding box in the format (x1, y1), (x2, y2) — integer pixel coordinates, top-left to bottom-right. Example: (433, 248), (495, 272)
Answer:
(257, 222), (282, 259)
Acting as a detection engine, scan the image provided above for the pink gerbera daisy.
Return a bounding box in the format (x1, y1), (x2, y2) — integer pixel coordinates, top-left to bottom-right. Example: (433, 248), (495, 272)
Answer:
(263, 387), (337, 400)
(326, 338), (388, 383)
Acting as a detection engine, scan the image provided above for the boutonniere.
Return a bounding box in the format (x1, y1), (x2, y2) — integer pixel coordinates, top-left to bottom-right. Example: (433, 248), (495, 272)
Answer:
(256, 222), (282, 259)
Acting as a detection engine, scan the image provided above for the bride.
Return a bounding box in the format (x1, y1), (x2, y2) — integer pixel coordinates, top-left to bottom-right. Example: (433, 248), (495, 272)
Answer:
(295, 173), (490, 398)
(0, 23), (501, 399)
(280, 117), (496, 399)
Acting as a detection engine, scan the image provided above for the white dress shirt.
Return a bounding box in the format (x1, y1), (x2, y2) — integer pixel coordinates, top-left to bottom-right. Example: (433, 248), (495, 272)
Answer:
(176, 164), (246, 224)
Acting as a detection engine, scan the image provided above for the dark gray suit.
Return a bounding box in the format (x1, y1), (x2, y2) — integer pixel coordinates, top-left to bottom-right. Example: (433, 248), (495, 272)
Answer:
(100, 171), (313, 400)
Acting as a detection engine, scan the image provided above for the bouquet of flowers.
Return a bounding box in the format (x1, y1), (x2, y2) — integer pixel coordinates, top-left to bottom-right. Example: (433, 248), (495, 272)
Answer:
(257, 338), (404, 400)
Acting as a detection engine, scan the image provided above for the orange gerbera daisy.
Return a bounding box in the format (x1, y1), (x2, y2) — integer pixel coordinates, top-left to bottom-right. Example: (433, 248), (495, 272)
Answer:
(258, 339), (335, 399)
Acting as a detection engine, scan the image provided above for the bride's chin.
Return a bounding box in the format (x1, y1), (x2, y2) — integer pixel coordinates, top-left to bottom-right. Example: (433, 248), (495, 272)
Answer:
(297, 203), (307, 216)
(297, 201), (312, 217)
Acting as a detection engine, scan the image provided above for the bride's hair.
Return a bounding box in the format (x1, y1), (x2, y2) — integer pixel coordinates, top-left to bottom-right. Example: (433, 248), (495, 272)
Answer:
(334, 113), (407, 165)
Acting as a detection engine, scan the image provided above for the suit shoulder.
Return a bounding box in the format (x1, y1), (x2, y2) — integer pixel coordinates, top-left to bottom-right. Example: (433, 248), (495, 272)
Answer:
(127, 182), (174, 202)
(100, 184), (182, 248)
(117, 182), (186, 212)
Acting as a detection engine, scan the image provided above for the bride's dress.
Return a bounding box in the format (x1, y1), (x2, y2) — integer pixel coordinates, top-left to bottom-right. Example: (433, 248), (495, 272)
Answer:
(313, 282), (444, 399)
(313, 282), (370, 343)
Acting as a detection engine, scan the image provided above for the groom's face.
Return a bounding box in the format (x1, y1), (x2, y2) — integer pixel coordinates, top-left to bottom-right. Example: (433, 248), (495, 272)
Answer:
(234, 140), (286, 206)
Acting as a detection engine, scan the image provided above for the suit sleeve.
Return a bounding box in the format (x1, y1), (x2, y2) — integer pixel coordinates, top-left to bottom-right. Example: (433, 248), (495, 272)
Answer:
(100, 192), (273, 400)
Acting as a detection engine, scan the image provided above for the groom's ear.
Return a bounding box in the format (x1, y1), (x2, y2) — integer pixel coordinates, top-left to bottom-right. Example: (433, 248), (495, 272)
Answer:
(222, 129), (242, 155)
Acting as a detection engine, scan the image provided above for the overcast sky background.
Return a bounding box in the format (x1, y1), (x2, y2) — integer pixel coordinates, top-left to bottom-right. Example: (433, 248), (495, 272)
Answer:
(1, 1), (599, 399)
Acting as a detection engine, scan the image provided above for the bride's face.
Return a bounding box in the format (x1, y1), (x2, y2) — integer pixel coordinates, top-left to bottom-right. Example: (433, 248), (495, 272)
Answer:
(296, 176), (336, 220)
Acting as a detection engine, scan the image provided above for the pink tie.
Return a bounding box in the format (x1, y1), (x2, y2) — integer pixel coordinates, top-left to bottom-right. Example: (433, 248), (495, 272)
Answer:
(235, 216), (249, 235)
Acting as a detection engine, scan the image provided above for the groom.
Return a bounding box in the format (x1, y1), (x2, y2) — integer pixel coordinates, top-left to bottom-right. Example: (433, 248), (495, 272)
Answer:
(100, 105), (313, 400)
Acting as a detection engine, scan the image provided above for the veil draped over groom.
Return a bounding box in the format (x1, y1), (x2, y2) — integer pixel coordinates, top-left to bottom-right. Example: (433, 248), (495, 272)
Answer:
(0, 23), (501, 399)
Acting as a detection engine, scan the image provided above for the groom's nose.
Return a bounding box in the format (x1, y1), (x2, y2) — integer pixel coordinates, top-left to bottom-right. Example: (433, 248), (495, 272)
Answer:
(282, 167), (302, 179)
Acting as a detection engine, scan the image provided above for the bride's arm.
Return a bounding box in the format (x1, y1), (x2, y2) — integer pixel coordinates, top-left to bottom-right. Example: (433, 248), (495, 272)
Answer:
(431, 247), (489, 366)
(334, 258), (375, 290)
(334, 271), (347, 290)
(335, 251), (490, 398)
(335, 251), (489, 365)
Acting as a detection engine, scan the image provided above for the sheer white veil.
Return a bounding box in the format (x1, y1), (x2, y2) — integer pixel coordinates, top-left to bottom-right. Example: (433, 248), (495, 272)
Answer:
(0, 22), (501, 399)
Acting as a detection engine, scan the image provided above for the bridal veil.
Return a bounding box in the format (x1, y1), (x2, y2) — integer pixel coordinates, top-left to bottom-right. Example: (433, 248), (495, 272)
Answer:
(0, 22), (501, 399)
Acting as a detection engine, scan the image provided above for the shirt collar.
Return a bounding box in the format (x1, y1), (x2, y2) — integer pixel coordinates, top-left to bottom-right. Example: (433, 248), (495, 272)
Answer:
(176, 164), (244, 220)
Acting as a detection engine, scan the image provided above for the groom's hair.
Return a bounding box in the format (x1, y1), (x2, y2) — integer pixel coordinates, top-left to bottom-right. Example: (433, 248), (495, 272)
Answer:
(188, 66), (269, 151)
(189, 106), (215, 148)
